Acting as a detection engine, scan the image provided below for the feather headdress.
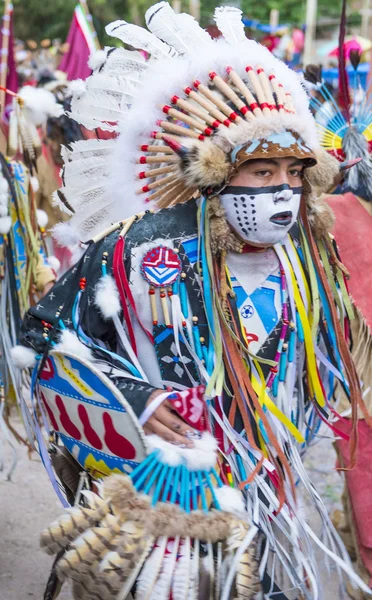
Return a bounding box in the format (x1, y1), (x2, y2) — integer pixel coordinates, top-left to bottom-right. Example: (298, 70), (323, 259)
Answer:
(58, 2), (321, 242)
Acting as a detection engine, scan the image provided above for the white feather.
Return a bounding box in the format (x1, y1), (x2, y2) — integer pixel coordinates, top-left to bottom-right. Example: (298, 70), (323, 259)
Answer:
(70, 91), (126, 130)
(106, 20), (178, 60)
(100, 47), (148, 77)
(189, 538), (199, 600)
(152, 537), (180, 600)
(87, 72), (141, 95)
(61, 138), (115, 161)
(135, 538), (167, 600)
(146, 2), (212, 55)
(172, 537), (191, 600)
(51, 190), (74, 216)
(0, 205), (7, 217)
(95, 275), (121, 320)
(10, 345), (37, 369)
(214, 7), (247, 45)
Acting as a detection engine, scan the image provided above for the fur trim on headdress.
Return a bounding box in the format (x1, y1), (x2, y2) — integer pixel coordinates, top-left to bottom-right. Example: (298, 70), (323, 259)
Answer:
(177, 138), (231, 189)
(303, 149), (339, 238)
(215, 114), (315, 154)
(305, 149), (341, 195)
(208, 196), (244, 255)
(306, 191), (335, 239)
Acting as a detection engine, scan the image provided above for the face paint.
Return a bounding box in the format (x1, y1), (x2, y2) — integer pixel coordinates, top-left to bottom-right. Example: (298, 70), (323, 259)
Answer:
(219, 183), (302, 246)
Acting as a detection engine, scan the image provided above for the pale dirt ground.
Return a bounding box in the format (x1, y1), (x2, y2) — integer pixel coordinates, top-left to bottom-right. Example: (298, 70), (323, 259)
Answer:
(0, 419), (346, 600)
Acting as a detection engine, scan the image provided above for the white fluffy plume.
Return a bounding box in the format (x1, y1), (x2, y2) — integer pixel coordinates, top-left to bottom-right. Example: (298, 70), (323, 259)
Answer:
(54, 330), (94, 363)
(94, 275), (121, 320)
(18, 86), (63, 127)
(46, 255), (61, 273)
(11, 345), (37, 369)
(36, 209), (48, 228)
(52, 222), (80, 248)
(88, 49), (107, 72)
(0, 216), (11, 234)
(214, 485), (246, 515)
(214, 6), (247, 44)
(145, 2), (212, 54)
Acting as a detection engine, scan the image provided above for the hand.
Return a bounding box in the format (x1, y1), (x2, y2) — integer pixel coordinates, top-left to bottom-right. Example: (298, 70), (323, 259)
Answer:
(143, 391), (199, 448)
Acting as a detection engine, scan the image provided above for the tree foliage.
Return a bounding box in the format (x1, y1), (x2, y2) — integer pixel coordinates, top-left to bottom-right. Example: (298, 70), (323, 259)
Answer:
(12, 0), (350, 44)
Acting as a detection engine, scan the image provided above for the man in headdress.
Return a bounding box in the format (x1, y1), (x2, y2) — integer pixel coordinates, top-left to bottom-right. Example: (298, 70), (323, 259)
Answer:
(13, 4), (371, 599)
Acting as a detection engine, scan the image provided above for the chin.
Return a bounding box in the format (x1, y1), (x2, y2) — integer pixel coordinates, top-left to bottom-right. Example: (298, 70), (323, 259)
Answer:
(240, 224), (294, 247)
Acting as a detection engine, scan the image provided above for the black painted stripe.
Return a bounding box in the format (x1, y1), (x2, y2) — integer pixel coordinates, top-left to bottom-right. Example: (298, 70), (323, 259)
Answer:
(221, 184), (303, 196)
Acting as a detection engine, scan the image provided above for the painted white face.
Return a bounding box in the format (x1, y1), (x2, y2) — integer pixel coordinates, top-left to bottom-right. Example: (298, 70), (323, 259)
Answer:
(219, 184), (302, 246)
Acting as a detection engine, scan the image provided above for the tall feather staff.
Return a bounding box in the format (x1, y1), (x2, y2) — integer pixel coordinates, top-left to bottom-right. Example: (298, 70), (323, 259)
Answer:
(338, 0), (351, 121)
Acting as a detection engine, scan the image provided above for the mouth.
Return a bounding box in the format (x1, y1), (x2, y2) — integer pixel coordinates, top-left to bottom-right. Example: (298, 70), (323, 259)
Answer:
(270, 211), (293, 227)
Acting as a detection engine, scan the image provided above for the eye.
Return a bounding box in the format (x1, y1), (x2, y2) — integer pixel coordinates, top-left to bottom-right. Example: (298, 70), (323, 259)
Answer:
(255, 169), (272, 177)
(289, 168), (303, 178)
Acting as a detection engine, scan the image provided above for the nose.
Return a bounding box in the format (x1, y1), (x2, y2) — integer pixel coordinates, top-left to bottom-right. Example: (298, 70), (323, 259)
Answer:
(274, 188), (293, 203)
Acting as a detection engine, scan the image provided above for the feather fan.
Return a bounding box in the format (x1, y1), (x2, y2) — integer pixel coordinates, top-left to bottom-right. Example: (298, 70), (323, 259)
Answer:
(106, 20), (178, 59)
(214, 7), (247, 45)
(145, 2), (212, 55)
(338, 0), (351, 121)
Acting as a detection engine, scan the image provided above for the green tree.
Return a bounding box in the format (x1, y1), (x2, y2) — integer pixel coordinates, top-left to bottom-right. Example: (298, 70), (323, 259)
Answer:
(12, 0), (132, 44)
(11, 0), (355, 44)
